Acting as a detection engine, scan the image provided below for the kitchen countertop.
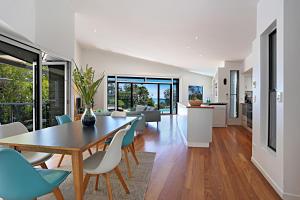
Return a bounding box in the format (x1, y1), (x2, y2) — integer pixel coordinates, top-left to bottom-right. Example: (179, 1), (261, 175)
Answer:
(178, 102), (214, 109)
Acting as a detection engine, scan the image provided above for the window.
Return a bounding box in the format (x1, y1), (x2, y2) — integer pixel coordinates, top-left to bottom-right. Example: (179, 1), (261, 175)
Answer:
(172, 79), (179, 114)
(107, 76), (179, 114)
(268, 29), (277, 151)
(0, 38), (71, 130)
(229, 70), (239, 118)
(107, 76), (116, 111)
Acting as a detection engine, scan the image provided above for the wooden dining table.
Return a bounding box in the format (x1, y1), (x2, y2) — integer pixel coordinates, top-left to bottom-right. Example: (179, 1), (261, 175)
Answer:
(0, 116), (136, 200)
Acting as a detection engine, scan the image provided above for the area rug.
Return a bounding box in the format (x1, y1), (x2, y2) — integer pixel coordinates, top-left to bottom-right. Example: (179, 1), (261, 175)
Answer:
(41, 152), (156, 200)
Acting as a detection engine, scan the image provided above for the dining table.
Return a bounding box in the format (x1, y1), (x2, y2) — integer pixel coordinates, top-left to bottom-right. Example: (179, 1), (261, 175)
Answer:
(0, 116), (137, 200)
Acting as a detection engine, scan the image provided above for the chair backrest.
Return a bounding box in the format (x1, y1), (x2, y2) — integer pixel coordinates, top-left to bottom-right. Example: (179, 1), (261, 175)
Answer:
(122, 117), (141, 147)
(55, 115), (72, 125)
(0, 148), (53, 199)
(111, 111), (127, 117)
(0, 122), (28, 139)
(97, 126), (130, 173)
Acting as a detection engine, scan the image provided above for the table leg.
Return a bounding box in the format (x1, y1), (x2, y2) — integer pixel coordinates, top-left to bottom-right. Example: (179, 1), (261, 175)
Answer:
(72, 151), (84, 200)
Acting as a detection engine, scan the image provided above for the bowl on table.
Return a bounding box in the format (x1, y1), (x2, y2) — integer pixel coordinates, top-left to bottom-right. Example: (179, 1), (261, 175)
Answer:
(189, 100), (203, 106)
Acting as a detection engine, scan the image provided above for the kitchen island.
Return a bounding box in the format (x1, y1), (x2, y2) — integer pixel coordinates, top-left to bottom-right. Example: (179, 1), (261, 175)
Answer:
(177, 102), (214, 148)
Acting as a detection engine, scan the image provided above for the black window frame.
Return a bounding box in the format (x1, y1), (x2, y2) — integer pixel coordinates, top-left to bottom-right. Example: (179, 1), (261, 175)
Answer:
(229, 70), (239, 118)
(268, 29), (277, 151)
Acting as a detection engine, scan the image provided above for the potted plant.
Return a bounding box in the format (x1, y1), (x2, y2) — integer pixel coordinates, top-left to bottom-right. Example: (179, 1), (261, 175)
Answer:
(73, 63), (104, 126)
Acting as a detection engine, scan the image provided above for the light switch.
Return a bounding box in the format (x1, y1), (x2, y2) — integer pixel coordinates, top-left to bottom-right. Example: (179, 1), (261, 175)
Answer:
(277, 91), (283, 102)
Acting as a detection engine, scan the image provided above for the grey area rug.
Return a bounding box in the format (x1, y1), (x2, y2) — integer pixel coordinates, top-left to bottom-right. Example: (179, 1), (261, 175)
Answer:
(41, 152), (155, 200)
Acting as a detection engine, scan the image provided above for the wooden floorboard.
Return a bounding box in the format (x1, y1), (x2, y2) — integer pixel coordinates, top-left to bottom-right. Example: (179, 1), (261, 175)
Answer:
(46, 115), (281, 200)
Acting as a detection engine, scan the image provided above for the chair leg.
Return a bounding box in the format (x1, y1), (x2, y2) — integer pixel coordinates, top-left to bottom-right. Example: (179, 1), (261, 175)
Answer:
(103, 143), (108, 151)
(40, 162), (48, 169)
(53, 187), (64, 200)
(83, 174), (91, 194)
(95, 175), (100, 191)
(114, 166), (130, 194)
(123, 148), (132, 177)
(104, 173), (113, 200)
(88, 148), (93, 155)
(57, 154), (65, 168)
(129, 144), (139, 165)
(132, 141), (136, 151)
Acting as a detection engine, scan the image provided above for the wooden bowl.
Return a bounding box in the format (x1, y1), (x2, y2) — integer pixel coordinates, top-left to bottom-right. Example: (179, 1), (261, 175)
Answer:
(189, 100), (203, 106)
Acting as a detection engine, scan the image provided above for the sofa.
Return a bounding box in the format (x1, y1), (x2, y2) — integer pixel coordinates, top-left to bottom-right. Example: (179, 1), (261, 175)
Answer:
(94, 105), (161, 132)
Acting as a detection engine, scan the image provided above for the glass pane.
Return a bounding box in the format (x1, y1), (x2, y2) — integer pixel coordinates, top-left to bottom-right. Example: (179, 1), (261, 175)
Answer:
(230, 70), (239, 118)
(107, 80), (115, 111)
(146, 78), (172, 83)
(132, 84), (158, 109)
(42, 64), (65, 128)
(172, 81), (179, 114)
(117, 83), (132, 111)
(268, 30), (277, 151)
(159, 84), (171, 114)
(0, 54), (34, 131)
(117, 77), (145, 83)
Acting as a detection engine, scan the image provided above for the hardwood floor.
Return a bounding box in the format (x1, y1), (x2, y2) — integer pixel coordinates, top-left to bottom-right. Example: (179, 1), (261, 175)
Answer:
(47, 115), (281, 200)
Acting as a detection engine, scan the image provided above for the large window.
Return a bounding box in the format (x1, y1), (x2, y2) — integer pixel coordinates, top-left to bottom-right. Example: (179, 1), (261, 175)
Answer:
(268, 29), (277, 151)
(108, 76), (179, 114)
(0, 38), (71, 130)
(229, 70), (239, 118)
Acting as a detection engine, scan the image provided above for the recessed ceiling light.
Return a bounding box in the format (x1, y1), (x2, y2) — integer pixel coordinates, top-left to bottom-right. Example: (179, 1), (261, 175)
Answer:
(195, 36), (199, 40)
(199, 54), (203, 57)
(186, 46), (191, 49)
(94, 29), (97, 33)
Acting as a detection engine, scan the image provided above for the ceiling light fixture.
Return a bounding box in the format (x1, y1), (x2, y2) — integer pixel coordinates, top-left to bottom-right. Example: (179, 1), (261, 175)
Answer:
(186, 46), (191, 49)
(94, 29), (97, 33)
(195, 36), (199, 40)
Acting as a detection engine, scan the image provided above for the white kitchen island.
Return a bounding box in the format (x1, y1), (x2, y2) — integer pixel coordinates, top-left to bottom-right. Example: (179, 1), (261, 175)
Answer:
(177, 102), (214, 148)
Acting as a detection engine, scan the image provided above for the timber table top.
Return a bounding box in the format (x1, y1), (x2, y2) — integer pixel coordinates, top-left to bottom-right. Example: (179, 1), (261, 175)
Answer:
(0, 116), (136, 152)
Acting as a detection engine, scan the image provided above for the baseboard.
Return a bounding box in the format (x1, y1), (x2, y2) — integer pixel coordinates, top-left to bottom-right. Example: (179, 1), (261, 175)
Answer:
(187, 142), (209, 148)
(251, 157), (284, 198)
(282, 193), (300, 200)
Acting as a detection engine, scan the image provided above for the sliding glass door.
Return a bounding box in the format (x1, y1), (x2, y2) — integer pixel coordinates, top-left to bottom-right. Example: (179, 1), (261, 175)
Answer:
(42, 62), (68, 128)
(133, 83), (158, 109)
(159, 84), (171, 114)
(111, 76), (179, 114)
(0, 52), (35, 131)
(0, 38), (71, 130)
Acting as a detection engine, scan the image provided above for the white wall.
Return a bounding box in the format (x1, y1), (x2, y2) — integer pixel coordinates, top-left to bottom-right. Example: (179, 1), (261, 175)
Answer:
(81, 47), (212, 109)
(0, 0), (36, 42)
(252, 0), (284, 196)
(282, 0), (300, 198)
(251, 0), (300, 199)
(0, 0), (75, 60)
(35, 0), (75, 60)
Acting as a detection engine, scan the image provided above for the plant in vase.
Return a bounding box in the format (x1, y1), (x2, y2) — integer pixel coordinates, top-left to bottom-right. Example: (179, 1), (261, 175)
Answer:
(73, 63), (104, 126)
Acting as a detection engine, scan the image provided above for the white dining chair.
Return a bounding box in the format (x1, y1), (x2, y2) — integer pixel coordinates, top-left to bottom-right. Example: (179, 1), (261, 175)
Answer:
(111, 111), (127, 117)
(83, 126), (131, 200)
(0, 122), (53, 168)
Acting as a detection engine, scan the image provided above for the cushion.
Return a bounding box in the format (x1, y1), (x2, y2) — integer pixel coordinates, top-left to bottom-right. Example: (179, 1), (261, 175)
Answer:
(136, 105), (146, 112)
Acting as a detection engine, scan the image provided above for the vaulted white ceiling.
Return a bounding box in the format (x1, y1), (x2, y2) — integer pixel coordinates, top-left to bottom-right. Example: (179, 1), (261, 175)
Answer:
(74, 0), (257, 76)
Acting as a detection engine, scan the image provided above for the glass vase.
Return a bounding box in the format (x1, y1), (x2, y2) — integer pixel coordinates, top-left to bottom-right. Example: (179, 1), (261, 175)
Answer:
(81, 106), (96, 127)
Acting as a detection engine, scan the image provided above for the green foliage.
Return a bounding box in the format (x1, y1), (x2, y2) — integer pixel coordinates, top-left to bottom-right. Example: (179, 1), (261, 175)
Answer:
(73, 63), (104, 107)
(117, 84), (155, 110)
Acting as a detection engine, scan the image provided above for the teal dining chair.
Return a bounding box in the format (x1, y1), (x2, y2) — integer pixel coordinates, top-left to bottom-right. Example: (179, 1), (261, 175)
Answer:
(103, 117), (141, 177)
(0, 148), (70, 200)
(55, 115), (93, 168)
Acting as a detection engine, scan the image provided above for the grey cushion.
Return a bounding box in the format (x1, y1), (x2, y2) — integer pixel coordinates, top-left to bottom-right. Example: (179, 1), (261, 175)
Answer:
(136, 105), (146, 112)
